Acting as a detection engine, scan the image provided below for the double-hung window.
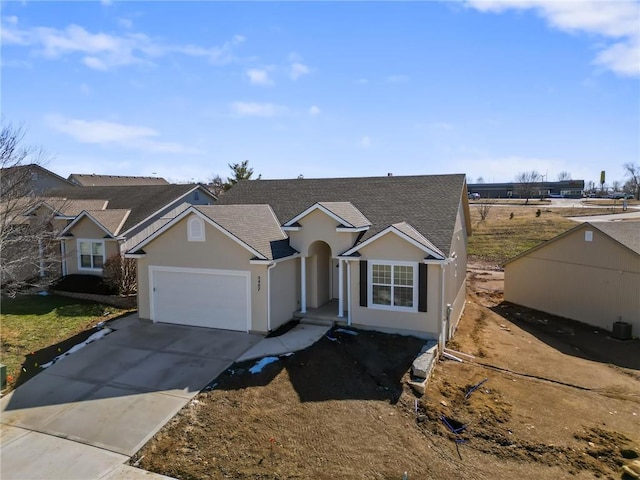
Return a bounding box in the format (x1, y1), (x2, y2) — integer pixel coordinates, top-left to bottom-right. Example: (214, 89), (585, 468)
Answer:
(369, 261), (418, 311)
(78, 240), (105, 270)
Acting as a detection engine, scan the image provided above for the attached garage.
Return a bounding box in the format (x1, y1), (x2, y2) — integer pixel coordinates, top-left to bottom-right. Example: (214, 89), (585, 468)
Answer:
(149, 266), (251, 331)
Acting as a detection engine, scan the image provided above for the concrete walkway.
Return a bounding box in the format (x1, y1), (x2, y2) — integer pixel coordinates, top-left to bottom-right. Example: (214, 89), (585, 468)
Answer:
(567, 210), (640, 222)
(0, 316), (329, 480)
(237, 323), (330, 362)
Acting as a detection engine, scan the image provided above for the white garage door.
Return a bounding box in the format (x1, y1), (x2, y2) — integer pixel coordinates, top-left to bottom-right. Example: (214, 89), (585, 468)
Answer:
(150, 266), (250, 331)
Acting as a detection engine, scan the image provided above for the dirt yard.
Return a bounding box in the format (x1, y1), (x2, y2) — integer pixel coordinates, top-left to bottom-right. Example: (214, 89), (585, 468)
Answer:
(133, 266), (640, 480)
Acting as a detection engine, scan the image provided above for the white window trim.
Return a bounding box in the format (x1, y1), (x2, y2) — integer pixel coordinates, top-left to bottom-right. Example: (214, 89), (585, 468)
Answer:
(367, 260), (419, 313)
(77, 238), (106, 272)
(188, 216), (205, 242)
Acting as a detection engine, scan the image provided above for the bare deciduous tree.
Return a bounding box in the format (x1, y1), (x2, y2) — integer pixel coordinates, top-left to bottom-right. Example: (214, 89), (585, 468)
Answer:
(102, 254), (137, 295)
(514, 170), (541, 205)
(623, 162), (640, 200)
(557, 171), (572, 181)
(1, 122), (61, 295)
(207, 174), (225, 197)
(477, 202), (492, 221)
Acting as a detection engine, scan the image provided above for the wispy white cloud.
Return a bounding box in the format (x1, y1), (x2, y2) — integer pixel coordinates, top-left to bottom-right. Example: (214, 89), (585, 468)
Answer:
(385, 74), (409, 83)
(0, 18), (245, 71)
(465, 0), (640, 77)
(288, 52), (311, 80)
(45, 115), (201, 154)
(290, 62), (310, 80)
(359, 136), (372, 148)
(246, 67), (274, 86)
(355, 78), (369, 85)
(79, 83), (91, 96)
(230, 102), (287, 117)
(309, 105), (321, 116)
(117, 17), (133, 29)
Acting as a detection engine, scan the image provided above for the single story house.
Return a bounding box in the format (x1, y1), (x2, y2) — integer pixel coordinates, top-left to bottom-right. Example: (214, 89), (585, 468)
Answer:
(48, 184), (216, 276)
(504, 221), (640, 335)
(126, 174), (471, 342)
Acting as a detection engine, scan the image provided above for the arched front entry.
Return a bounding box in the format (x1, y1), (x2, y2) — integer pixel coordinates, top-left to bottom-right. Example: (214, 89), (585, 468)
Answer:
(306, 240), (332, 308)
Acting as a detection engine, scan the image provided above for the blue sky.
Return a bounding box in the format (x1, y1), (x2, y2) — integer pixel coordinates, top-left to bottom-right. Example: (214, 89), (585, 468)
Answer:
(2, 1), (639, 187)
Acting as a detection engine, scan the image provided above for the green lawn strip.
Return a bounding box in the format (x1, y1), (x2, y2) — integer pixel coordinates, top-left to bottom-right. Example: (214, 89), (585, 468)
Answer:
(1, 295), (131, 391)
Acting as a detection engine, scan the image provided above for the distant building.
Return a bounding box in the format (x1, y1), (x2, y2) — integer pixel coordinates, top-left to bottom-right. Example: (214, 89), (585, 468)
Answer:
(68, 174), (169, 187)
(467, 180), (584, 199)
(1, 164), (76, 196)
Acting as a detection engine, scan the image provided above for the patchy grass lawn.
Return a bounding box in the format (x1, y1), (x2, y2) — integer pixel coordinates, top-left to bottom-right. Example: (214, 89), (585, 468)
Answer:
(0, 294), (132, 391)
(468, 207), (576, 264)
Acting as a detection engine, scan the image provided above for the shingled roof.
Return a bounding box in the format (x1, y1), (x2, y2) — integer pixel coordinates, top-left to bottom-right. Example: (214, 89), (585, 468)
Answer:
(47, 184), (205, 234)
(218, 174), (468, 255)
(591, 221), (640, 255)
(68, 174), (168, 187)
(195, 205), (296, 260)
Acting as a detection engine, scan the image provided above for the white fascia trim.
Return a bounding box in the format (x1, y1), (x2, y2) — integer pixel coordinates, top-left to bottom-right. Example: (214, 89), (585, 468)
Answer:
(54, 215), (75, 220)
(423, 259), (451, 265)
(250, 253), (300, 265)
(284, 203), (355, 228)
(119, 184), (215, 237)
(24, 201), (58, 216)
(127, 206), (268, 260)
(336, 226), (370, 233)
(342, 227), (446, 260)
(282, 226), (301, 231)
(113, 210), (131, 236)
(124, 253), (146, 259)
(59, 211), (115, 238)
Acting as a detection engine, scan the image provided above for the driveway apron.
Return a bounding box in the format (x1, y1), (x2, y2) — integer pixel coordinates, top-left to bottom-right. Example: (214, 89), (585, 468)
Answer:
(1, 315), (262, 480)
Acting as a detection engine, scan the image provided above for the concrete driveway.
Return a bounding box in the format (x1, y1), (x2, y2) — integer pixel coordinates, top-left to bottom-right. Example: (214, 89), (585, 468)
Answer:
(0, 314), (262, 480)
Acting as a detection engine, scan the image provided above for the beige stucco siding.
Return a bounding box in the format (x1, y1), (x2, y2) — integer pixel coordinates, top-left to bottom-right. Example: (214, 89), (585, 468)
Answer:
(505, 226), (640, 334)
(136, 213), (269, 332)
(63, 216), (120, 276)
(289, 209), (359, 257)
(269, 258), (299, 330)
(349, 232), (441, 338)
(444, 203), (469, 335)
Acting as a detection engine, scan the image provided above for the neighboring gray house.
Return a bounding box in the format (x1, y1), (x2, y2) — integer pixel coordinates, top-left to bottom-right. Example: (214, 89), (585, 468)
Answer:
(48, 184), (216, 276)
(1, 164), (77, 196)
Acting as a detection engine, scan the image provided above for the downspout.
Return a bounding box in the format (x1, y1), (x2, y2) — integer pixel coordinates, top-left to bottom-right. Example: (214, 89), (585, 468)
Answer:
(267, 262), (276, 331)
(439, 263), (446, 353)
(38, 238), (45, 278)
(60, 240), (67, 276)
(346, 260), (352, 326)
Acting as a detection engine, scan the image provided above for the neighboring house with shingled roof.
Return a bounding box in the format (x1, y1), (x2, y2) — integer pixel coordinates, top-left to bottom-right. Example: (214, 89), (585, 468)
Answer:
(49, 184), (216, 276)
(67, 174), (168, 186)
(504, 221), (640, 336)
(126, 173), (471, 344)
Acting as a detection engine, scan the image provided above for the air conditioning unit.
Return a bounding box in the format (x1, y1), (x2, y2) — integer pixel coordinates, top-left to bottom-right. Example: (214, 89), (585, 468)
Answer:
(611, 321), (632, 341)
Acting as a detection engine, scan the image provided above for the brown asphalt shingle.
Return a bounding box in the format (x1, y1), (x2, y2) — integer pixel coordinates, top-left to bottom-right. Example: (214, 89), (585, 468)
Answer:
(591, 221), (640, 255)
(68, 174), (168, 186)
(83, 209), (131, 236)
(48, 184), (204, 234)
(218, 174), (466, 255)
(195, 205), (293, 260)
(315, 202), (371, 228)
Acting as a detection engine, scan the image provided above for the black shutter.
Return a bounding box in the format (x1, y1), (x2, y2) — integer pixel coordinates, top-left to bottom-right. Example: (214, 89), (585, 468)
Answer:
(359, 260), (368, 307)
(418, 263), (428, 312)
